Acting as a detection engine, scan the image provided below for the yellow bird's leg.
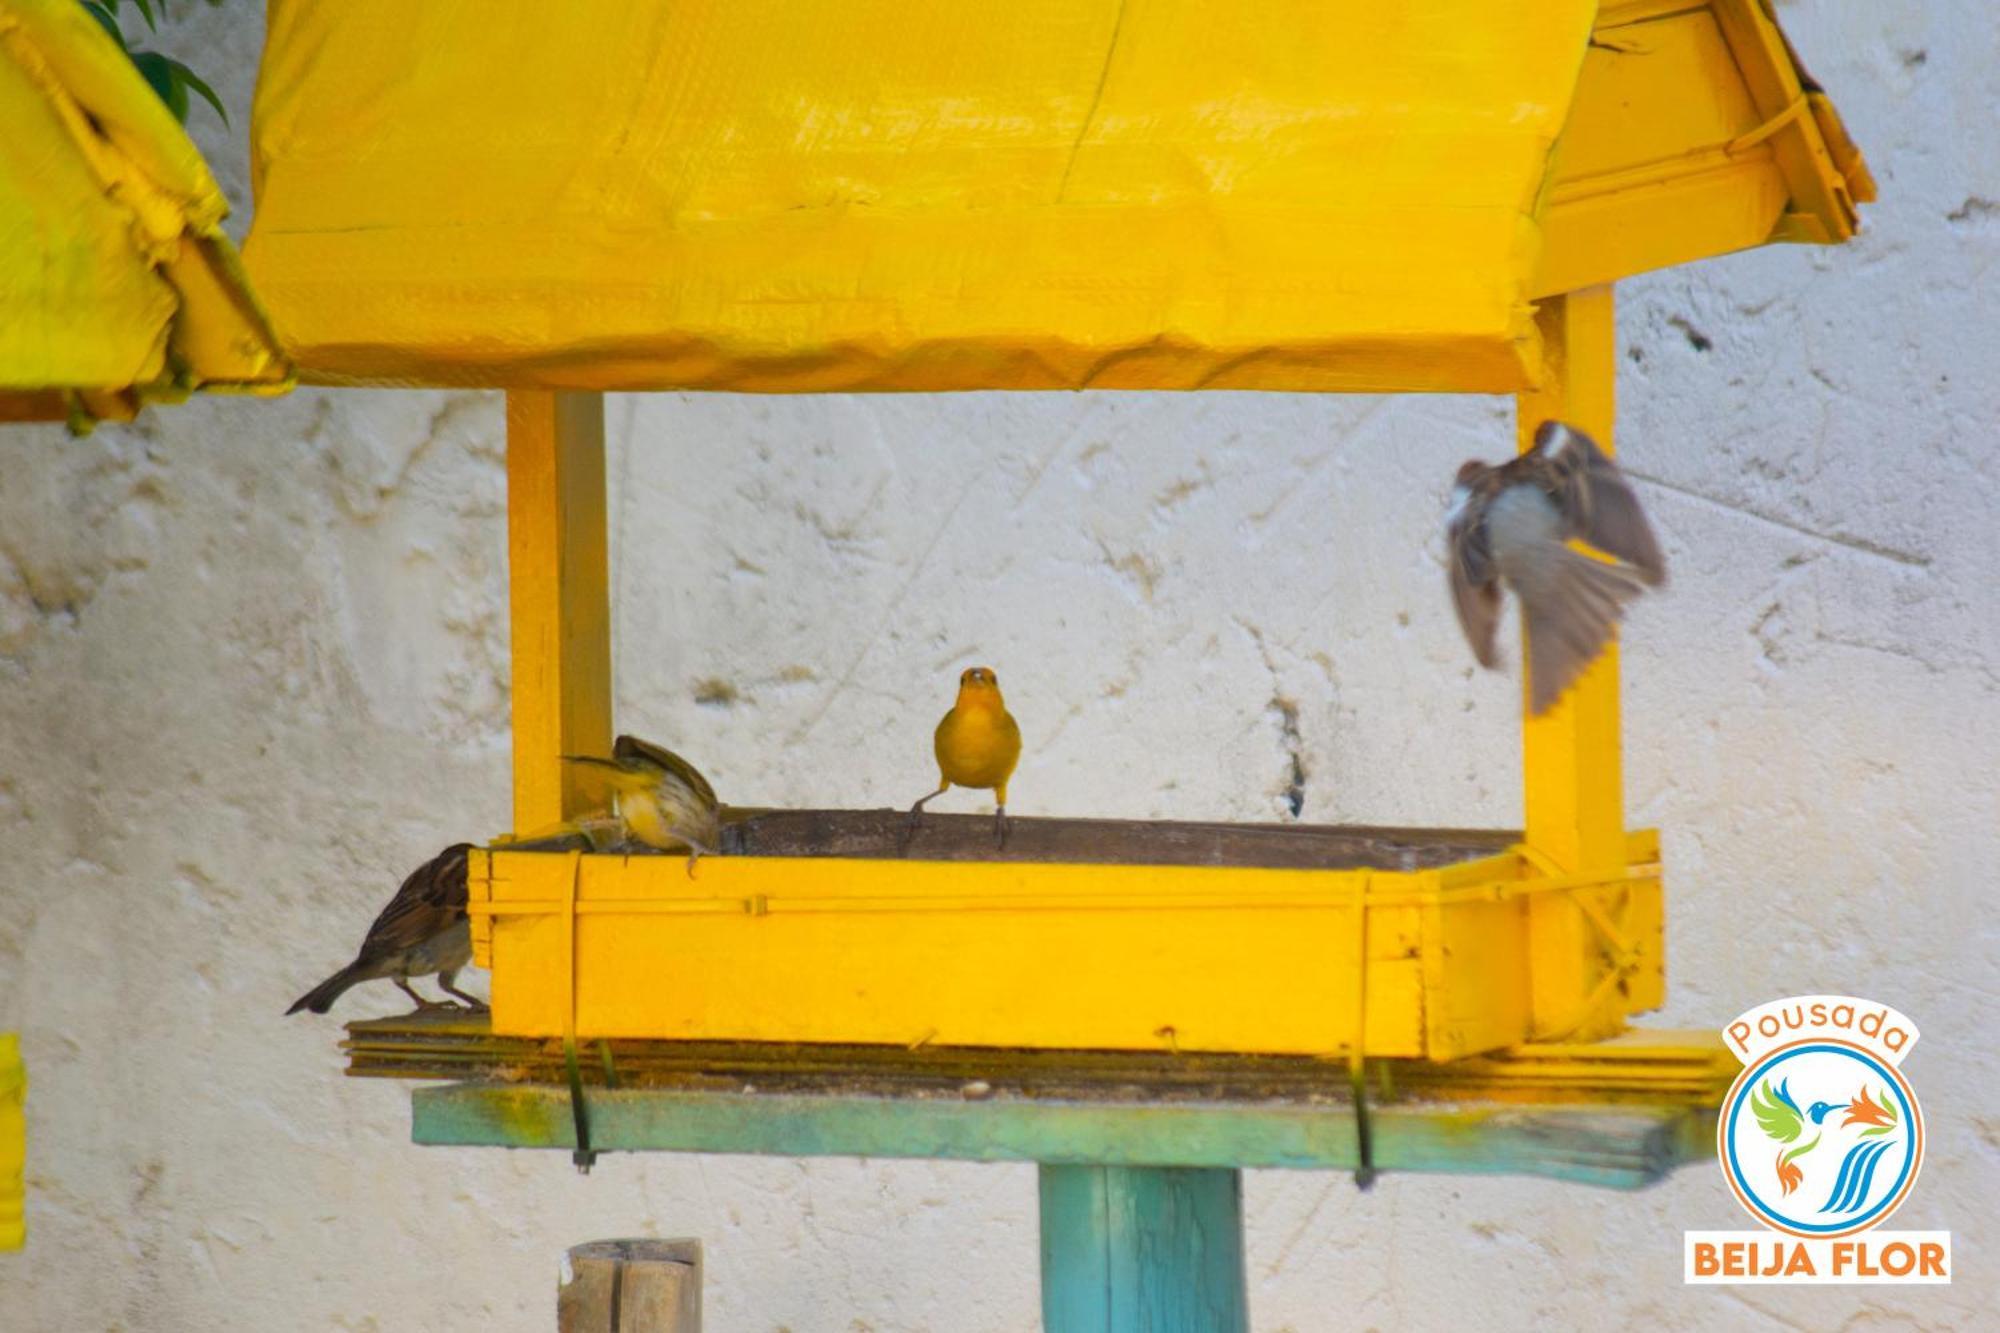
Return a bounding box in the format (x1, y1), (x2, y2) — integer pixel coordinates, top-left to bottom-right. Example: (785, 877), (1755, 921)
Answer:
(674, 828), (719, 879)
(679, 839), (719, 879)
(576, 815), (626, 852)
(993, 778), (1010, 851)
(901, 778), (950, 856)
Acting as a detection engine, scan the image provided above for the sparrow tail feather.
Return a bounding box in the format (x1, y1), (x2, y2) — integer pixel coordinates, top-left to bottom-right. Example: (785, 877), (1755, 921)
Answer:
(286, 961), (368, 1016)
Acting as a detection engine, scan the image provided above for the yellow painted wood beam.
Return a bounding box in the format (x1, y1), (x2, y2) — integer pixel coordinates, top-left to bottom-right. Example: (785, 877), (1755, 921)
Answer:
(0, 1032), (21, 1250)
(505, 391), (612, 833)
(1516, 286), (1629, 1040)
(1516, 287), (1622, 873)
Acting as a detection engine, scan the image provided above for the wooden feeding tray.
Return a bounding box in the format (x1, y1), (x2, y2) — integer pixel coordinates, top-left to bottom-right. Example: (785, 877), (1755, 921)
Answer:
(471, 814), (1661, 1061)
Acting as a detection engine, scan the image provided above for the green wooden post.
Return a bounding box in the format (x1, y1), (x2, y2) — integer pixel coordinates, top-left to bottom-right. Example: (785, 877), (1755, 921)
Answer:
(1038, 1165), (1248, 1333)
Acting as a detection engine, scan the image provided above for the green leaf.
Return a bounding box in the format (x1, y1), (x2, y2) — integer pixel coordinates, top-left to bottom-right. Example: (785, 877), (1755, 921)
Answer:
(127, 50), (187, 122)
(1859, 1126), (1892, 1139)
(170, 61), (227, 125)
(129, 0), (159, 32)
(127, 49), (174, 104)
(163, 71), (189, 122)
(81, 2), (126, 46)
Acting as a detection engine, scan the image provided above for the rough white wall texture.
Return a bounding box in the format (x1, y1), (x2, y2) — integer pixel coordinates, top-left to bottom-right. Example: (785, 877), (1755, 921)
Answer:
(1, 2), (1994, 1328)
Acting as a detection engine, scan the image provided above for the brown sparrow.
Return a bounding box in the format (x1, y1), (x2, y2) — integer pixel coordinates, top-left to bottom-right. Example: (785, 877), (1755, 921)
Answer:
(1446, 421), (1667, 714)
(287, 843), (483, 1015)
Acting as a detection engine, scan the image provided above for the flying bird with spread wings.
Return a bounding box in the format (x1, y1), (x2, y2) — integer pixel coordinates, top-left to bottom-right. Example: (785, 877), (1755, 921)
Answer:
(1445, 420), (1668, 714)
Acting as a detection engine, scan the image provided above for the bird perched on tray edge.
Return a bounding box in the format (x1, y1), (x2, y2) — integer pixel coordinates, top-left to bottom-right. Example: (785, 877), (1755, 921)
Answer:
(907, 666), (1022, 850)
(562, 733), (722, 871)
(1445, 420), (1668, 715)
(287, 842), (483, 1016)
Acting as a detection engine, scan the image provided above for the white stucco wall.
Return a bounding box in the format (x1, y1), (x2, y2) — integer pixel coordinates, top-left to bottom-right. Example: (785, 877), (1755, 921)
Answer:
(1, 2), (1993, 1328)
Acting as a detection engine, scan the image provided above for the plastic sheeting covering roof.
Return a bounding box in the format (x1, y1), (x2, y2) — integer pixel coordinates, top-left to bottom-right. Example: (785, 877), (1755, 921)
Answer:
(243, 0), (1869, 395)
(0, 0), (288, 425)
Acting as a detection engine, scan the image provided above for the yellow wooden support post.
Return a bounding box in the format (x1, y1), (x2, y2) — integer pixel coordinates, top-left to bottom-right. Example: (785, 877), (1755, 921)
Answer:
(0, 1033), (23, 1251)
(1516, 286), (1625, 1039)
(506, 391), (613, 833)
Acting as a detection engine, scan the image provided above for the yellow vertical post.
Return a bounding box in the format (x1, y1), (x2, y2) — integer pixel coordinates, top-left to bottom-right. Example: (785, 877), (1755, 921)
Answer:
(0, 1032), (22, 1251)
(1515, 286), (1624, 1038)
(506, 391), (613, 832)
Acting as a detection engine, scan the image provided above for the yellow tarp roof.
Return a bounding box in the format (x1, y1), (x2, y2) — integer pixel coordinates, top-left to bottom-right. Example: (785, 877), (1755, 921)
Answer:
(244, 0), (1868, 395)
(0, 0), (288, 424)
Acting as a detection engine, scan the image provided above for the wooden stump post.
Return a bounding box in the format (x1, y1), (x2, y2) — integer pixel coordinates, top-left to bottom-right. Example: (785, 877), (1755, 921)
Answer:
(1039, 1165), (1249, 1332)
(558, 1239), (702, 1332)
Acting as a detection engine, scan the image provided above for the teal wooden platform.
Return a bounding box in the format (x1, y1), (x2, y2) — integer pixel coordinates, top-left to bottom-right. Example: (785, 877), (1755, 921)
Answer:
(413, 1081), (1712, 1331)
(412, 1083), (1709, 1190)
(354, 1015), (1728, 1330)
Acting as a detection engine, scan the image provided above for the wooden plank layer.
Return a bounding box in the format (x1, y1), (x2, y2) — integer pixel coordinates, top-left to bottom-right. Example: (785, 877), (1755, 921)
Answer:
(344, 1014), (1733, 1105)
(720, 810), (1514, 871)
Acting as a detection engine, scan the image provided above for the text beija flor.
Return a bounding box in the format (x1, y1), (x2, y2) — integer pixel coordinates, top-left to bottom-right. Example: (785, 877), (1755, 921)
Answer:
(1690, 1237), (1946, 1281)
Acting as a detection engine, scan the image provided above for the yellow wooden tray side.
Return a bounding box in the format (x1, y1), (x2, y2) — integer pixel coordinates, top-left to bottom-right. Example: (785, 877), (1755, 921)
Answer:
(468, 839), (1662, 1061)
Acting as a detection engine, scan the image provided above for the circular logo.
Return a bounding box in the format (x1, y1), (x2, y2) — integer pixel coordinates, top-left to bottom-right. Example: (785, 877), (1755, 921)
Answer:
(1718, 1039), (1924, 1238)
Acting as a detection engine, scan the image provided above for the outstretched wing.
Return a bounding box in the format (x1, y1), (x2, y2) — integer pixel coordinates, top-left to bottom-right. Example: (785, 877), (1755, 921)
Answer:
(1751, 1078), (1805, 1144)
(356, 842), (472, 962)
(614, 734), (720, 810)
(1446, 492), (1504, 668)
(1537, 421), (1668, 586)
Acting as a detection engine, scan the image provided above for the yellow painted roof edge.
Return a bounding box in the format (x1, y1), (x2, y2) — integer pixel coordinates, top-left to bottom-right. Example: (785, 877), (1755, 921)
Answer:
(232, 1), (1868, 396)
(0, 0), (290, 429)
(1718, 0), (1872, 242)
(1530, 0), (1872, 297)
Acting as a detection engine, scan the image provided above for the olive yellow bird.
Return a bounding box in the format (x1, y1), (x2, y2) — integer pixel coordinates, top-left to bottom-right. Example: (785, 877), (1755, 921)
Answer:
(908, 666), (1021, 849)
(563, 734), (722, 870)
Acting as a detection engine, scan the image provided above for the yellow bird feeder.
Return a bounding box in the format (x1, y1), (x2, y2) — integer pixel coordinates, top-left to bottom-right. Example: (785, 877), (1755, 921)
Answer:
(0, 0), (289, 427)
(244, 0), (1869, 1322)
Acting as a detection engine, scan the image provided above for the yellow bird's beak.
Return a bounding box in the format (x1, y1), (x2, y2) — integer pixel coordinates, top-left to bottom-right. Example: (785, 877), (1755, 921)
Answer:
(956, 666), (1003, 706)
